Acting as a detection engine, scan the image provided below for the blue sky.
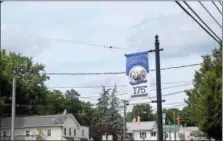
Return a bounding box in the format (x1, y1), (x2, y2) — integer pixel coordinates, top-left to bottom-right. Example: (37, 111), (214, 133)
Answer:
(1, 1), (221, 112)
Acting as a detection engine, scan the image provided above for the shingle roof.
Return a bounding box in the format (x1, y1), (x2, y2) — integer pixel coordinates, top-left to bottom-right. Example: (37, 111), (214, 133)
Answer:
(127, 121), (156, 132)
(0, 113), (78, 129)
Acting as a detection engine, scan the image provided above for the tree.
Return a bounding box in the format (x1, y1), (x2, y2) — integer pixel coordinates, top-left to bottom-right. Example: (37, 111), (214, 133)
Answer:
(127, 103), (155, 122)
(185, 47), (222, 140)
(0, 50), (49, 116)
(107, 85), (123, 134)
(163, 108), (181, 125)
(96, 85), (111, 124)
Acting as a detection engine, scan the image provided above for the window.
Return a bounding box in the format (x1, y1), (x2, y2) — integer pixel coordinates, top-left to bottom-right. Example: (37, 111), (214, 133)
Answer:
(3, 131), (6, 138)
(69, 128), (71, 136)
(140, 132), (146, 139)
(64, 128), (66, 135)
(82, 130), (84, 137)
(74, 129), (76, 136)
(151, 132), (156, 137)
(47, 129), (51, 137)
(26, 130), (30, 137)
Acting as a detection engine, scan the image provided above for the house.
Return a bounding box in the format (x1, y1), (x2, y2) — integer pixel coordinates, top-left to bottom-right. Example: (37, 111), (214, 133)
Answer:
(126, 121), (157, 140)
(162, 125), (182, 140)
(179, 126), (212, 141)
(0, 113), (89, 141)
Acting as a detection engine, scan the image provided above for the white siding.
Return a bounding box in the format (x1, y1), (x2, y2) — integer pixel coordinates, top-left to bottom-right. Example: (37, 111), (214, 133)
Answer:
(133, 131), (155, 140)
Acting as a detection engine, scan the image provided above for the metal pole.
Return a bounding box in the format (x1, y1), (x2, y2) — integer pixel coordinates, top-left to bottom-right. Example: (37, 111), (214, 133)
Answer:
(11, 77), (16, 140)
(173, 112), (176, 141)
(155, 35), (163, 141)
(123, 100), (127, 141)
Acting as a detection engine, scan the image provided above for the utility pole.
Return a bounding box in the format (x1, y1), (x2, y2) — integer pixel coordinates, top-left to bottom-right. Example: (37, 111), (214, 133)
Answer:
(11, 76), (16, 140)
(173, 112), (176, 141)
(121, 100), (129, 141)
(154, 35), (164, 141)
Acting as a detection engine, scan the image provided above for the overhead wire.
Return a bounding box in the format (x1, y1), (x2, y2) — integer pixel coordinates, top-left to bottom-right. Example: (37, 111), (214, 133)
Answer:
(44, 63), (201, 76)
(175, 1), (221, 45)
(198, 1), (222, 28)
(211, 1), (222, 15)
(183, 1), (221, 42)
(35, 35), (136, 51)
(48, 81), (192, 89)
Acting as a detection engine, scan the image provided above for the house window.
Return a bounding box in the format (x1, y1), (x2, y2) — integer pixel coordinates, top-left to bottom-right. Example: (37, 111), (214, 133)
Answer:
(3, 131), (6, 138)
(74, 129), (76, 136)
(47, 129), (51, 137)
(64, 128), (66, 135)
(140, 132), (146, 139)
(69, 128), (71, 136)
(82, 130), (84, 137)
(26, 130), (30, 137)
(151, 132), (156, 137)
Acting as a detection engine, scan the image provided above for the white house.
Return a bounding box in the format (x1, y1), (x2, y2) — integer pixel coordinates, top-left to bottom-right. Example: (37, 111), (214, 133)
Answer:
(126, 121), (157, 140)
(0, 113), (89, 141)
(179, 126), (212, 141)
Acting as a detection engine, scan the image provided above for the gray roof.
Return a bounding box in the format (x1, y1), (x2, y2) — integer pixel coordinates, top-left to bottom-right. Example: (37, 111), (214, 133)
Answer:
(0, 113), (80, 129)
(127, 121), (156, 132)
(184, 126), (199, 132)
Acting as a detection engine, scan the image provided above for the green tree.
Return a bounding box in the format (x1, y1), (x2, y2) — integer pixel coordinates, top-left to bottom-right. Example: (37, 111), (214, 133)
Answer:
(163, 108), (180, 125)
(127, 103), (155, 122)
(185, 47), (222, 140)
(107, 85), (123, 134)
(1, 50), (49, 116)
(96, 85), (110, 124)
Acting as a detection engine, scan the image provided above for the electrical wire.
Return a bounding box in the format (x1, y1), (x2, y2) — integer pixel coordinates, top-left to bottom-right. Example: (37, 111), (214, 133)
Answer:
(1, 83), (192, 101)
(198, 1), (222, 28)
(183, 1), (221, 42)
(175, 1), (221, 45)
(218, 1), (222, 6)
(1, 89), (189, 109)
(44, 63), (201, 76)
(48, 81), (192, 89)
(212, 1), (222, 15)
(35, 35), (136, 51)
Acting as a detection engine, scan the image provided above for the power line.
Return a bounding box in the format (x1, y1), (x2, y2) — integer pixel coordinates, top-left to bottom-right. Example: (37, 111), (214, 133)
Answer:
(175, 1), (221, 45)
(45, 63), (201, 76)
(1, 89), (189, 109)
(218, 1), (222, 6)
(183, 1), (221, 41)
(198, 1), (222, 28)
(212, 1), (222, 15)
(48, 81), (192, 89)
(36, 35), (135, 51)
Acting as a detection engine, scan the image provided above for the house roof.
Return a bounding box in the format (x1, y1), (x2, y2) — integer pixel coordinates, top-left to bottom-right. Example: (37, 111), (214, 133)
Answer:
(127, 121), (156, 132)
(163, 125), (181, 132)
(184, 126), (199, 132)
(0, 113), (80, 129)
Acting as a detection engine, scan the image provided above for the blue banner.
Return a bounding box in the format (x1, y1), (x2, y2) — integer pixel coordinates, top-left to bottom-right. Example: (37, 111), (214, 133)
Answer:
(126, 51), (149, 85)
(125, 51), (150, 98)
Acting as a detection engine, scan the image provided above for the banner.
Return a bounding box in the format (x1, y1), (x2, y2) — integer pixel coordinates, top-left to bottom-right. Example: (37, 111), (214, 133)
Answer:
(126, 51), (150, 98)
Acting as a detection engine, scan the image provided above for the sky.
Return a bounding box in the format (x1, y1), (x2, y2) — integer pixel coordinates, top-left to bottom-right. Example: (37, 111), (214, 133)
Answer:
(1, 1), (222, 113)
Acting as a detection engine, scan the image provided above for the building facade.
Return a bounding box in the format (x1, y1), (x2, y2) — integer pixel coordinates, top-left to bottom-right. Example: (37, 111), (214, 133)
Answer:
(126, 121), (157, 140)
(0, 114), (89, 141)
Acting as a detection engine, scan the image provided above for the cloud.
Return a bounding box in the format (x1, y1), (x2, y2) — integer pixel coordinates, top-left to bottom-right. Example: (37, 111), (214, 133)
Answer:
(1, 24), (51, 57)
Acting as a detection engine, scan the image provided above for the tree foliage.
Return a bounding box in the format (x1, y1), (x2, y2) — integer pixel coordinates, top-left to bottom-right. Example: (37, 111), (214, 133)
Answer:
(127, 103), (155, 122)
(185, 47), (222, 140)
(0, 49), (95, 126)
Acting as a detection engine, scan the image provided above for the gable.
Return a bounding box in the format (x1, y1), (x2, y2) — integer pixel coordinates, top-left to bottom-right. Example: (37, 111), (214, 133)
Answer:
(63, 114), (81, 128)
